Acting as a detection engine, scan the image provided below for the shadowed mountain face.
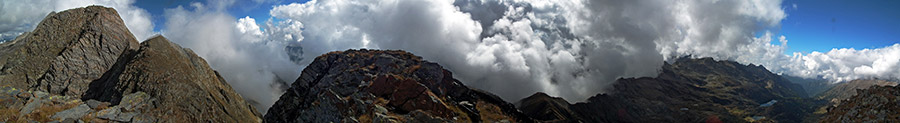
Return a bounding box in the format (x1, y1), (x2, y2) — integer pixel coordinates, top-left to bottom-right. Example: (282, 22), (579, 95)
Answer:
(783, 75), (834, 97)
(264, 49), (532, 122)
(515, 92), (581, 122)
(0, 6), (260, 122)
(517, 57), (815, 122)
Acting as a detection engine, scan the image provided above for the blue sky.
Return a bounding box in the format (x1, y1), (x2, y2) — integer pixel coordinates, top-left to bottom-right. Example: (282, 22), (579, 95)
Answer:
(133, 0), (900, 54)
(135, 0), (309, 32)
(780, 0), (900, 53)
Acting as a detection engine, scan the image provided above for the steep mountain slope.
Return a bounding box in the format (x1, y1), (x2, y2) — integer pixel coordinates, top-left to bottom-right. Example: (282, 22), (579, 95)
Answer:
(80, 36), (262, 122)
(783, 75), (834, 97)
(518, 57), (815, 122)
(821, 85), (900, 122)
(265, 49), (531, 122)
(0, 6), (259, 122)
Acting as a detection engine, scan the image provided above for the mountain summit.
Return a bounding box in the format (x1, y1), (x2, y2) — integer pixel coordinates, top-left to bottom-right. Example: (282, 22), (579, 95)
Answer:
(265, 49), (532, 122)
(0, 6), (259, 122)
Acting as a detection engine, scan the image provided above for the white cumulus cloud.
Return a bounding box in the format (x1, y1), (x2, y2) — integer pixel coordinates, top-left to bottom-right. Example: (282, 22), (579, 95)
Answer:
(161, 2), (302, 113)
(5, 0), (900, 114)
(158, 0), (900, 112)
(262, 0), (791, 102)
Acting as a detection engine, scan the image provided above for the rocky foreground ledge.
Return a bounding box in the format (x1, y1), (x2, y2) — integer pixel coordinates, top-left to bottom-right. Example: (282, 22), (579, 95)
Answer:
(821, 85), (900, 122)
(264, 49), (533, 122)
(1, 86), (154, 122)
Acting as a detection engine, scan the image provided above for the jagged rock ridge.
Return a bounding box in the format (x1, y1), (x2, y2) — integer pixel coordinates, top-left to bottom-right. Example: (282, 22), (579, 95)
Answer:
(0, 6), (260, 122)
(264, 49), (532, 122)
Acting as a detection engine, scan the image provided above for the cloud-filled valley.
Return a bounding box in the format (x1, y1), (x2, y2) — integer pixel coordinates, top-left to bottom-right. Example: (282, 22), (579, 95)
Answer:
(2, 0), (899, 113)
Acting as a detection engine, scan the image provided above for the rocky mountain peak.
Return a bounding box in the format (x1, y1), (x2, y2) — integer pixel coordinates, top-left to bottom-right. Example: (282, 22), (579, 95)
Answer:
(0, 5), (139, 97)
(0, 6), (260, 122)
(265, 49), (531, 122)
(515, 92), (580, 122)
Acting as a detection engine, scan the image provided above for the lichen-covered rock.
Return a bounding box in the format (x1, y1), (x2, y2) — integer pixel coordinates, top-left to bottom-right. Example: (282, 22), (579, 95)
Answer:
(50, 104), (91, 120)
(1, 87), (155, 122)
(264, 49), (532, 123)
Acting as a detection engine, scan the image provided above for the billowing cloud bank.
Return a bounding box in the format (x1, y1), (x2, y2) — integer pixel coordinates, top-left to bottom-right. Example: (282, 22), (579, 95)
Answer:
(264, 0), (900, 102)
(2, 0), (899, 113)
(160, 2), (303, 112)
(264, 0), (793, 102)
(0, 0), (155, 41)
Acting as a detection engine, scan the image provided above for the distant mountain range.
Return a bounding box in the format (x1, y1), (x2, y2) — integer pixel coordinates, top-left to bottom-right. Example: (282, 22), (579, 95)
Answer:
(516, 57), (815, 122)
(1, 5), (897, 123)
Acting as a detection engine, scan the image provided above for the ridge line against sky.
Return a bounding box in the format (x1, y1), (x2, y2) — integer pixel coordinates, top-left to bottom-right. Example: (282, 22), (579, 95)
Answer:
(1, 0), (899, 112)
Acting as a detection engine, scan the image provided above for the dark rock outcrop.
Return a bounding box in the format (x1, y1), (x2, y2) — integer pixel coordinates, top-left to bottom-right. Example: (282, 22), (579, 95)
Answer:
(820, 85), (900, 122)
(264, 49), (532, 122)
(517, 57), (815, 122)
(0, 6), (260, 122)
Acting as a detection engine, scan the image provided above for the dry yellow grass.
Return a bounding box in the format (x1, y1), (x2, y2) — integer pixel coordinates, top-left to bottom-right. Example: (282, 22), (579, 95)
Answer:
(25, 101), (79, 122)
(0, 107), (23, 122)
(476, 101), (514, 123)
